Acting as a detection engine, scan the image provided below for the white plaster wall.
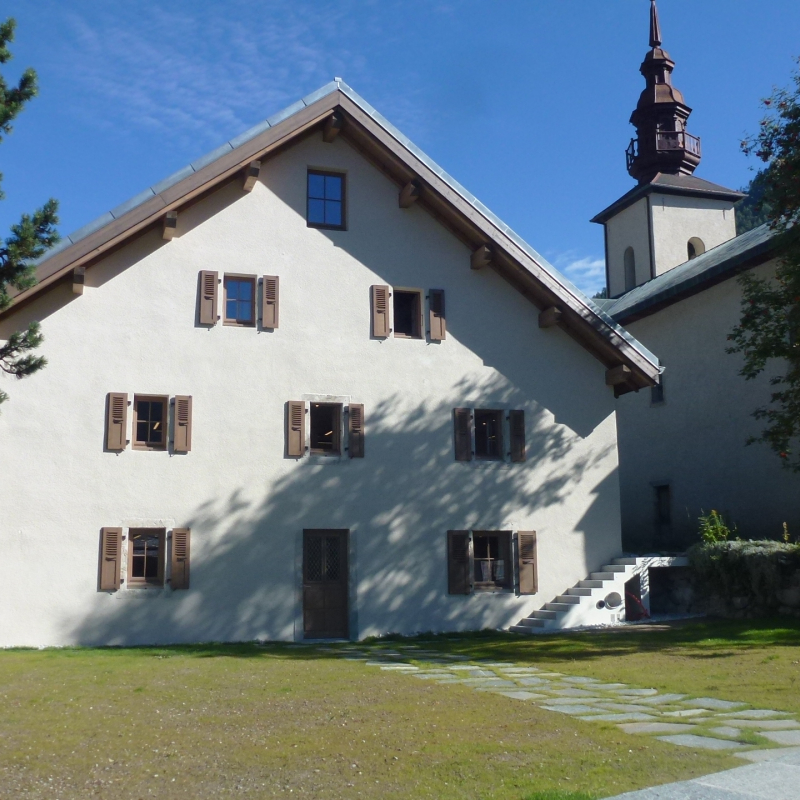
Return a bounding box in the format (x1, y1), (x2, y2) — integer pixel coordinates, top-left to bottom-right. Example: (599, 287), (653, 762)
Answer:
(650, 194), (737, 276)
(617, 260), (800, 551)
(0, 132), (623, 647)
(605, 197), (652, 298)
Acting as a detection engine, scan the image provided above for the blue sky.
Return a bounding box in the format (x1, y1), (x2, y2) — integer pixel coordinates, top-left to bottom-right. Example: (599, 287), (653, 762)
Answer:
(3, 0), (799, 296)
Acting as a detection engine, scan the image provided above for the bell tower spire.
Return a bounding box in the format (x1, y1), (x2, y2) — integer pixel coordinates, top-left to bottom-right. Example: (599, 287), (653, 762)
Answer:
(626, 0), (701, 184)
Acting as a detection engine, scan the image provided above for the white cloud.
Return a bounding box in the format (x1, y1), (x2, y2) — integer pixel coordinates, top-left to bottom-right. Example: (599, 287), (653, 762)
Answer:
(548, 252), (607, 297)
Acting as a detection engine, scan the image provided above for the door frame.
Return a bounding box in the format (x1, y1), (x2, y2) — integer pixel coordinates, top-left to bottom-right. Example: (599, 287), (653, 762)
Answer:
(300, 528), (351, 640)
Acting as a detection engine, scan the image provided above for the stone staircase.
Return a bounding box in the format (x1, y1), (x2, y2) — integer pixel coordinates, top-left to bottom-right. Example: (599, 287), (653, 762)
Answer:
(510, 557), (639, 633)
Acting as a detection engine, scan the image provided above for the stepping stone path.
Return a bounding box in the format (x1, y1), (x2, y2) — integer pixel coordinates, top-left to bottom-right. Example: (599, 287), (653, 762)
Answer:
(324, 644), (800, 759)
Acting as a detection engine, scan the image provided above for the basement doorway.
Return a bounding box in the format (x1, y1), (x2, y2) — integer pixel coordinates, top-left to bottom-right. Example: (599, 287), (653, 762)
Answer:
(303, 529), (349, 639)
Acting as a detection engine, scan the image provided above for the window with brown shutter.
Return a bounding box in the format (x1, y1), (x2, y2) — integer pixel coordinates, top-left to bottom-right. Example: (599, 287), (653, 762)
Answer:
(348, 403), (364, 458)
(473, 531), (512, 590)
(447, 531), (472, 595)
(99, 527), (122, 591)
(132, 395), (169, 450)
(262, 275), (279, 329)
(128, 528), (166, 586)
(105, 392), (128, 451)
(474, 409), (503, 460)
(517, 531), (538, 594)
(429, 289), (446, 341)
(392, 290), (422, 338)
(453, 408), (473, 462)
(173, 395), (192, 453)
(309, 403), (342, 456)
(223, 275), (256, 326)
(509, 410), (526, 463)
(287, 401), (306, 457)
(199, 270), (218, 326)
(371, 285), (390, 338)
(170, 528), (191, 590)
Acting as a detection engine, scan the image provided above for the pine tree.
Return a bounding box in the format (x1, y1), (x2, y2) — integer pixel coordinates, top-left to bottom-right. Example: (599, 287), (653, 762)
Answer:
(0, 18), (59, 406)
(727, 59), (800, 471)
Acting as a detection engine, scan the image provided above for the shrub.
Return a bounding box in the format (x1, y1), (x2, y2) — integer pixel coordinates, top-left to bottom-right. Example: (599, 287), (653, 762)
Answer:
(698, 509), (735, 543)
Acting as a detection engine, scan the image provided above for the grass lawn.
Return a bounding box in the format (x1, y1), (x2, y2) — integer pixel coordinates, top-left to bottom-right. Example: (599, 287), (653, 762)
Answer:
(0, 618), (798, 800)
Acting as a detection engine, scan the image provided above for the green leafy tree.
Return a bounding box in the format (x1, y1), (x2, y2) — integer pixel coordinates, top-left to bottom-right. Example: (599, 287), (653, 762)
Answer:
(727, 59), (800, 471)
(0, 18), (59, 406)
(734, 169), (772, 234)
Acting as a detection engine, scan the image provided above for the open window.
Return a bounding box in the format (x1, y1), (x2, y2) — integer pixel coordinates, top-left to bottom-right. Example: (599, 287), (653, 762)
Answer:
(309, 402), (342, 456)
(447, 530), (536, 595)
(472, 531), (512, 590)
(453, 408), (525, 463)
(392, 290), (422, 338)
(474, 409), (504, 460)
(127, 528), (166, 587)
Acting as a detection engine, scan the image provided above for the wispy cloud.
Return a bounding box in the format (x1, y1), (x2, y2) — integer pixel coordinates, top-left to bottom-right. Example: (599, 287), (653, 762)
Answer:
(548, 251), (607, 297)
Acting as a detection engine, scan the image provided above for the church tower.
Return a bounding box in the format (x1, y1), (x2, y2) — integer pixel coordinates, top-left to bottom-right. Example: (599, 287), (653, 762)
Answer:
(592, 0), (744, 298)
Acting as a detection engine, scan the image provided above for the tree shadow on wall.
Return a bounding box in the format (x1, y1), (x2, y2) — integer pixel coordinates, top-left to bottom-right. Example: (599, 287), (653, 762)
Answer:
(68, 373), (616, 646)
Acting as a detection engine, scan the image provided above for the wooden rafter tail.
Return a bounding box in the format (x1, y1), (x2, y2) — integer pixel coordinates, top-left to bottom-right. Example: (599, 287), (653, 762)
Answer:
(243, 161), (262, 192)
(470, 244), (493, 271)
(538, 306), (562, 328)
(399, 180), (421, 208)
(323, 111), (344, 143)
(605, 364), (633, 387)
(72, 266), (85, 295)
(162, 211), (178, 240)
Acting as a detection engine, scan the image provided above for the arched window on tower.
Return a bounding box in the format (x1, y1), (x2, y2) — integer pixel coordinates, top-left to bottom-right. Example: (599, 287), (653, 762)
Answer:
(687, 237), (705, 260)
(624, 247), (636, 292)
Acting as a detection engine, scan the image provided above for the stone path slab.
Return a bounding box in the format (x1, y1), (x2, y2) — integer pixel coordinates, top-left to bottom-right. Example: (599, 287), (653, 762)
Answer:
(619, 722), (696, 735)
(762, 730), (800, 746)
(725, 719), (800, 730)
(657, 733), (747, 750)
(684, 697), (747, 710)
(541, 703), (600, 715)
(580, 712), (656, 723)
(721, 709), (790, 719)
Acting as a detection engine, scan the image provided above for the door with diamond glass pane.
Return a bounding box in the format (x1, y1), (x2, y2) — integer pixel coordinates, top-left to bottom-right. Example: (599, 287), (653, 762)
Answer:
(303, 529), (349, 639)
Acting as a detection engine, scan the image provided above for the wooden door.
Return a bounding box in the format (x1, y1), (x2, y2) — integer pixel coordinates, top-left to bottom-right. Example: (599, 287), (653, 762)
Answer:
(303, 529), (349, 639)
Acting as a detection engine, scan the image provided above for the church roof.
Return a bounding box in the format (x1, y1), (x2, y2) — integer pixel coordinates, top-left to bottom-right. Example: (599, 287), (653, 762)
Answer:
(606, 223), (779, 324)
(3, 79), (661, 392)
(591, 172), (746, 224)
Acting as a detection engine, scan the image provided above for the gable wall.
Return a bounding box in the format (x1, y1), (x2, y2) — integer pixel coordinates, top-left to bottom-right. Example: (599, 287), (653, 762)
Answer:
(618, 259), (800, 551)
(0, 131), (622, 646)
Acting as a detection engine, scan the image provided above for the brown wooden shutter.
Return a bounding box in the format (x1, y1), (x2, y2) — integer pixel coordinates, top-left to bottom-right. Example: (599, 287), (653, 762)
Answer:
(99, 527), (122, 591)
(447, 531), (472, 595)
(453, 408), (473, 461)
(429, 289), (446, 341)
(349, 403), (364, 458)
(106, 392), (128, 450)
(262, 275), (279, 329)
(174, 395), (192, 453)
(199, 270), (218, 325)
(517, 531), (538, 594)
(171, 527), (191, 590)
(371, 285), (390, 338)
(509, 410), (526, 463)
(287, 401), (305, 457)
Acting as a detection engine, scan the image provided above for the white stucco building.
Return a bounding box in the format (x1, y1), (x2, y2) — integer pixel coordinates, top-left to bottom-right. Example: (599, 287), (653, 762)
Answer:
(0, 80), (661, 646)
(594, 2), (800, 551)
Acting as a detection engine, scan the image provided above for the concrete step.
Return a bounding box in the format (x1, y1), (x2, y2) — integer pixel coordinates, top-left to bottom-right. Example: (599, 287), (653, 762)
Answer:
(600, 564), (628, 573)
(545, 602), (575, 613)
(532, 609), (558, 620)
(554, 594), (581, 605)
(613, 557), (638, 566)
(579, 579), (604, 589)
(590, 571), (618, 580)
(510, 625), (539, 634)
(518, 617), (547, 628)
(566, 587), (593, 596)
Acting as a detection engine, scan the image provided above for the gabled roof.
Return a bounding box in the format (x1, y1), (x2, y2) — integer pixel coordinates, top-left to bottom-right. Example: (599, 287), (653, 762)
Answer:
(591, 172), (746, 225)
(606, 223), (779, 324)
(2, 80), (661, 393)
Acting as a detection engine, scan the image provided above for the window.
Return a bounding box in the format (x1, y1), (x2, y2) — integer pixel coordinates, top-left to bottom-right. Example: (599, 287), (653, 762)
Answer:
(447, 530), (536, 595)
(127, 528), (166, 586)
(472, 532), (512, 590)
(474, 409), (504, 460)
(392, 290), (422, 338)
(654, 484), (672, 526)
(224, 275), (256, 326)
(624, 247), (636, 292)
(651, 377), (665, 405)
(309, 403), (342, 456)
(307, 170), (345, 230)
(453, 408), (525, 463)
(133, 395), (168, 450)
(687, 237), (705, 260)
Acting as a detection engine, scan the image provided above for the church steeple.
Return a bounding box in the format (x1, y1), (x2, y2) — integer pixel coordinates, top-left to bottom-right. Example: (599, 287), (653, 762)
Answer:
(626, 0), (701, 184)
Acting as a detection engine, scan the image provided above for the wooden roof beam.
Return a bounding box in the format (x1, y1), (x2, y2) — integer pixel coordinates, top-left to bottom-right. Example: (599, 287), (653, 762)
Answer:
(323, 111), (344, 143)
(471, 244), (493, 271)
(399, 180), (420, 208)
(242, 160), (261, 192)
(605, 364), (632, 386)
(162, 211), (178, 240)
(538, 306), (562, 328)
(72, 266), (85, 295)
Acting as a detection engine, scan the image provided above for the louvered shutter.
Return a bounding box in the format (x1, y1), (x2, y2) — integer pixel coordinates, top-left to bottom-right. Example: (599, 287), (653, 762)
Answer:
(174, 395), (192, 453)
(509, 410), (526, 463)
(429, 289), (446, 341)
(371, 285), (390, 338)
(199, 270), (218, 325)
(106, 392), (128, 451)
(99, 527), (122, 591)
(171, 528), (191, 590)
(453, 408), (473, 461)
(262, 275), (279, 329)
(447, 531), (472, 595)
(287, 401), (306, 457)
(517, 531), (538, 594)
(349, 403), (364, 458)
